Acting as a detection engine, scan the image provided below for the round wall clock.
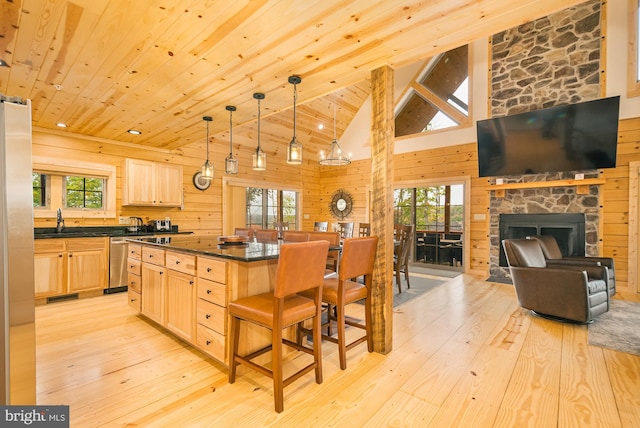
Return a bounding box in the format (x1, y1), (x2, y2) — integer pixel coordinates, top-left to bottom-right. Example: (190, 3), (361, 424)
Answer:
(330, 189), (353, 220)
(192, 171), (211, 191)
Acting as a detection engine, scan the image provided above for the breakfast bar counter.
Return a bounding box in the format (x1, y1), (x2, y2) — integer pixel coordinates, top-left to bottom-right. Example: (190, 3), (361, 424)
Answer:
(125, 235), (286, 366)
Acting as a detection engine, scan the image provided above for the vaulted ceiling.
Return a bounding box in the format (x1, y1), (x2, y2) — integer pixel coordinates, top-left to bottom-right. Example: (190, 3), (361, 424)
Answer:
(0, 0), (584, 159)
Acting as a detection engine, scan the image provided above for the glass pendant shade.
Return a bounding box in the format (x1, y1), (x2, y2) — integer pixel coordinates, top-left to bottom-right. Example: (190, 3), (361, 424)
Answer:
(286, 75), (303, 165)
(225, 105), (239, 175)
(201, 116), (214, 179)
(252, 93), (266, 171)
(319, 104), (351, 166)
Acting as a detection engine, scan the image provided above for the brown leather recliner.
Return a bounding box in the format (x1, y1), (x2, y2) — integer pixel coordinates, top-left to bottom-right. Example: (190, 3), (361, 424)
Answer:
(502, 238), (609, 323)
(528, 234), (616, 296)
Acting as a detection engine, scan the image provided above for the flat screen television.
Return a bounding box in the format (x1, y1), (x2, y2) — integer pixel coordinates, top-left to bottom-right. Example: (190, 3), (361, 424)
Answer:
(476, 96), (620, 177)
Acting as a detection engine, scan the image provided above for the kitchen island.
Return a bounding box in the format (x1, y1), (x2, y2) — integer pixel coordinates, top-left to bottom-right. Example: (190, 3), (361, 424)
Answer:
(126, 235), (286, 366)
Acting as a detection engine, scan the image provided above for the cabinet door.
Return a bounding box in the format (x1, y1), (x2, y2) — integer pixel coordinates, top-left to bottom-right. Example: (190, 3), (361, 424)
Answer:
(166, 270), (196, 341)
(67, 249), (107, 292)
(123, 159), (156, 205)
(34, 252), (65, 297)
(155, 163), (183, 206)
(141, 263), (165, 325)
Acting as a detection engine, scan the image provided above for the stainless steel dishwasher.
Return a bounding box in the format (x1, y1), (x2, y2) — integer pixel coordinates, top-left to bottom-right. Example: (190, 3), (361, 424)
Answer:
(107, 236), (128, 293)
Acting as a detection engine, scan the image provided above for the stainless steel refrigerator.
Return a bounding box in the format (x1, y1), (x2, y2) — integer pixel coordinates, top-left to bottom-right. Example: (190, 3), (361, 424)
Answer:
(0, 97), (35, 404)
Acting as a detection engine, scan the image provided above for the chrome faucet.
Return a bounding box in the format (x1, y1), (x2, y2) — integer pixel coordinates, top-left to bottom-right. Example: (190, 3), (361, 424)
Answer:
(56, 208), (65, 233)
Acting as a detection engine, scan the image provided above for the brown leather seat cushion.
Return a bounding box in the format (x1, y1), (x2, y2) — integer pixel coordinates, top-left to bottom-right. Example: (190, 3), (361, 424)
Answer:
(229, 292), (317, 329)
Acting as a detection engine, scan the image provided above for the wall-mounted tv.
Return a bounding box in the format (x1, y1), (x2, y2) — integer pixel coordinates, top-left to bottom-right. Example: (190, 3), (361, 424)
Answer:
(476, 96), (620, 177)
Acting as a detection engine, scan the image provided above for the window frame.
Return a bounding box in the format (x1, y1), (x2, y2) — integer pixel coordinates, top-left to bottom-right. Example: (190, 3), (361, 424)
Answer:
(32, 156), (116, 219)
(394, 44), (473, 138)
(628, 0), (640, 97)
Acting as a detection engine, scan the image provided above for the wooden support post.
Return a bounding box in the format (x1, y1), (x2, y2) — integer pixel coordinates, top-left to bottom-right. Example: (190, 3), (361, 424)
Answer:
(369, 65), (394, 354)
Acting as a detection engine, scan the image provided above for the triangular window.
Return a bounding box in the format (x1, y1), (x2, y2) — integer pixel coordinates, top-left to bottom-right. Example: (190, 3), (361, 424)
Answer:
(395, 45), (471, 137)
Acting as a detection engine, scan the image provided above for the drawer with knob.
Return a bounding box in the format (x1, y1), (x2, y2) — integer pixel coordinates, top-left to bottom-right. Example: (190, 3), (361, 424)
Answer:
(128, 289), (141, 312)
(196, 324), (225, 363)
(165, 251), (196, 275)
(197, 257), (227, 284)
(197, 278), (226, 306)
(127, 258), (142, 276)
(128, 243), (142, 260)
(128, 273), (141, 293)
(196, 298), (226, 334)
(142, 246), (165, 266)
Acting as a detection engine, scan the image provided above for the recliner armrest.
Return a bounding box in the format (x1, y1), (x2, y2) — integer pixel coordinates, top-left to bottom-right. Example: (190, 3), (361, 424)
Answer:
(564, 256), (614, 270)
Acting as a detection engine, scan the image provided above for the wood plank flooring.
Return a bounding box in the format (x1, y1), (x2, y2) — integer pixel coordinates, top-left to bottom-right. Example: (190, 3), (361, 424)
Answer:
(35, 274), (640, 427)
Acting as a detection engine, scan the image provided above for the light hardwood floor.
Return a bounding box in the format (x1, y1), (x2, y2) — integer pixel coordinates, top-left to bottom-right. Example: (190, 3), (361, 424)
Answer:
(35, 273), (640, 427)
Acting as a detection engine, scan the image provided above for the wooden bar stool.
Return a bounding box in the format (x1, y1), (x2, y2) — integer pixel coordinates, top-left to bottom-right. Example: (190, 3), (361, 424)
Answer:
(228, 240), (330, 413)
(300, 236), (378, 370)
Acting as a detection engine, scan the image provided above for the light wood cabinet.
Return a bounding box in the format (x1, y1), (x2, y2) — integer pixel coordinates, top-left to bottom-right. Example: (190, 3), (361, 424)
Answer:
(122, 158), (183, 207)
(165, 269), (196, 342)
(34, 237), (108, 301)
(141, 262), (165, 325)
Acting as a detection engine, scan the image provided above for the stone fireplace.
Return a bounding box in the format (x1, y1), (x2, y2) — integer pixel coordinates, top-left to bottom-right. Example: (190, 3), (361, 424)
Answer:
(488, 172), (601, 280)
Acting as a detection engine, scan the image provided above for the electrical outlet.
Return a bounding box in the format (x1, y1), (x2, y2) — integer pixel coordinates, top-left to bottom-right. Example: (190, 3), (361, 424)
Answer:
(118, 216), (130, 225)
(575, 173), (584, 180)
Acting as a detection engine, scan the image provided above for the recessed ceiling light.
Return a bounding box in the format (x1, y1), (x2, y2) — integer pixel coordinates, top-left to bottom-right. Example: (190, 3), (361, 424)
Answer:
(127, 129), (142, 135)
(56, 123), (67, 128)
(318, 123), (324, 130)
(53, 84), (63, 91)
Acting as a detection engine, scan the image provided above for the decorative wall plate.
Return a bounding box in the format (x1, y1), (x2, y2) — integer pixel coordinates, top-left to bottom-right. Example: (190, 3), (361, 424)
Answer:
(192, 171), (211, 191)
(330, 189), (353, 219)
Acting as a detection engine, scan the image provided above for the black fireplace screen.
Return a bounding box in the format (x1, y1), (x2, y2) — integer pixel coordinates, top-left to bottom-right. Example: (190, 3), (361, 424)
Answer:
(499, 213), (586, 266)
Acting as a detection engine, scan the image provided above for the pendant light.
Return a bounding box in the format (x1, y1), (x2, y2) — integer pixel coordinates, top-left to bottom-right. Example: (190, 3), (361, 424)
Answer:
(201, 116), (214, 179)
(252, 93), (266, 171)
(224, 105), (238, 175)
(319, 103), (351, 166)
(286, 75), (303, 164)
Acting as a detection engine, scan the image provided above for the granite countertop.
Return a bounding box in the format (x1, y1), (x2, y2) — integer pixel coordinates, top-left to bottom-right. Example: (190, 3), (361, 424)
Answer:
(34, 226), (193, 239)
(127, 235), (282, 262)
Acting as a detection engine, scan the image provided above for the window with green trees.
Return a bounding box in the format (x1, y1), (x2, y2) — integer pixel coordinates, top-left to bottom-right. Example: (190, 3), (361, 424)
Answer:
(65, 176), (104, 209)
(246, 187), (298, 228)
(394, 184), (463, 232)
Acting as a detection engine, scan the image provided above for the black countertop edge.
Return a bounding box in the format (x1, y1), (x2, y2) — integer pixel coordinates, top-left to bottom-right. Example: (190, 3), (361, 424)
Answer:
(34, 226), (193, 239)
(126, 236), (281, 262)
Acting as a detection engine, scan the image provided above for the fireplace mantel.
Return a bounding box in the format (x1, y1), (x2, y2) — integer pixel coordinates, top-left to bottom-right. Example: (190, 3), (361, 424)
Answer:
(489, 178), (606, 197)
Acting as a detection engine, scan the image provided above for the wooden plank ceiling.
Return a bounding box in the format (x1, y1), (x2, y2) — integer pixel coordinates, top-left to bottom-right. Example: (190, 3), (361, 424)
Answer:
(0, 0), (585, 158)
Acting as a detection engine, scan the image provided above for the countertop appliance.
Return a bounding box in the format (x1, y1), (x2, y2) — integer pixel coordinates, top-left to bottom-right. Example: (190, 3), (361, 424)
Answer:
(128, 216), (143, 233)
(108, 236), (128, 293)
(149, 219), (171, 232)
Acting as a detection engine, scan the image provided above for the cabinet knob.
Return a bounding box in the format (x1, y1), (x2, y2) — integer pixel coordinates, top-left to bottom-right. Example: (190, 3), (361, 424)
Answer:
(206, 289), (212, 294)
(175, 260), (180, 264)
(189, 280), (194, 285)
(149, 254), (153, 258)
(58, 254), (63, 258)
(206, 340), (211, 345)
(69, 253), (73, 257)
(206, 267), (212, 272)
(206, 314), (211, 319)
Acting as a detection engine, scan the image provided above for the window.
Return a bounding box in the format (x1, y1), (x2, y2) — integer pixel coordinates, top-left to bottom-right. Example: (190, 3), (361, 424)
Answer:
(32, 173), (47, 208)
(394, 184), (464, 232)
(246, 187), (298, 228)
(628, 0), (640, 97)
(395, 45), (471, 137)
(32, 156), (116, 219)
(65, 176), (104, 209)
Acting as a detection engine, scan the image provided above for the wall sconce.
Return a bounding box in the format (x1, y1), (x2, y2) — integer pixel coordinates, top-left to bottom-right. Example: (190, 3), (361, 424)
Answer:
(252, 93), (266, 171)
(201, 116), (214, 179)
(225, 105), (238, 175)
(287, 75), (302, 165)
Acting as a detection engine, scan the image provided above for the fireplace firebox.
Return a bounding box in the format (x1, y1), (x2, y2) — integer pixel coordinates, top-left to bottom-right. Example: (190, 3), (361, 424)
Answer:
(498, 213), (586, 267)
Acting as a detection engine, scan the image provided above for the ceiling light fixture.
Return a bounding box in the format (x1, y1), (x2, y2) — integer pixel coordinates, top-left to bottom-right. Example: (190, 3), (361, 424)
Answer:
(201, 116), (214, 180)
(127, 129), (142, 135)
(0, 59), (9, 68)
(286, 75), (302, 165)
(225, 105), (238, 175)
(56, 122), (67, 128)
(252, 93), (266, 171)
(319, 103), (351, 166)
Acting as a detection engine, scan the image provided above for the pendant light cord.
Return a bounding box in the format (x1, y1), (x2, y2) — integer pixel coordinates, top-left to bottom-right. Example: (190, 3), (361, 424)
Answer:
(333, 103), (337, 140)
(206, 119), (210, 160)
(229, 109), (233, 155)
(293, 83), (297, 139)
(257, 97), (261, 151)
